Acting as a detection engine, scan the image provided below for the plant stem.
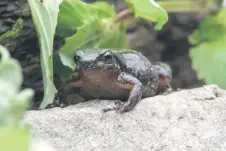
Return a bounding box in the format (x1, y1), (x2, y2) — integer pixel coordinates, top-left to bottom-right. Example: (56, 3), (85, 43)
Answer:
(113, 9), (135, 24)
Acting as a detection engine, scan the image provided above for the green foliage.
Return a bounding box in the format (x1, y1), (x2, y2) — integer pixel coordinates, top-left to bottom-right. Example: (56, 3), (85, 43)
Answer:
(56, 0), (127, 73)
(26, 0), (168, 107)
(55, 0), (168, 82)
(0, 126), (30, 151)
(28, 0), (61, 109)
(125, 0), (168, 30)
(189, 7), (226, 89)
(0, 18), (23, 43)
(25, 0), (226, 109)
(0, 45), (34, 151)
(56, 0), (116, 37)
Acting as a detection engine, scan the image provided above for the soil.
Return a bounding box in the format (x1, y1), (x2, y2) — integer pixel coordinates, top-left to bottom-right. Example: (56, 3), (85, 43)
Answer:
(0, 0), (204, 109)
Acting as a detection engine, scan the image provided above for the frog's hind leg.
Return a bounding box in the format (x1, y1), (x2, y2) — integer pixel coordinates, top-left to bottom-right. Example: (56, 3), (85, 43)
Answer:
(103, 72), (143, 113)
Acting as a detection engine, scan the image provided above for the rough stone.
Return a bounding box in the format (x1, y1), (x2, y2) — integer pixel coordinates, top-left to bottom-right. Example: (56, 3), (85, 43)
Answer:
(24, 85), (226, 151)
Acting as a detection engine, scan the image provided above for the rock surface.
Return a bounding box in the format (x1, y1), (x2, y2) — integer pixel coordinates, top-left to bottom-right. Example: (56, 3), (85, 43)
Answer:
(24, 85), (226, 151)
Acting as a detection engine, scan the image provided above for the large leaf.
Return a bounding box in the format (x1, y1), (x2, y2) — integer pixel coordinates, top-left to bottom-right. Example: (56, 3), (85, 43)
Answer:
(0, 126), (30, 151)
(189, 8), (226, 45)
(28, 0), (61, 109)
(0, 45), (33, 124)
(0, 45), (22, 101)
(189, 8), (226, 89)
(125, 0), (168, 30)
(55, 0), (168, 80)
(56, 0), (116, 37)
(57, 17), (129, 73)
(55, 0), (128, 79)
(0, 45), (33, 151)
(190, 36), (226, 89)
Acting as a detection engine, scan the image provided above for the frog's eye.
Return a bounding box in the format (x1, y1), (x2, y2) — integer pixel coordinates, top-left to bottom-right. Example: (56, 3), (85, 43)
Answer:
(104, 53), (113, 61)
(98, 51), (114, 63)
(74, 54), (80, 62)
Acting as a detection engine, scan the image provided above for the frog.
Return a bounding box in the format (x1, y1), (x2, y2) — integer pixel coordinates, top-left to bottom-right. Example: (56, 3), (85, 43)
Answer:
(50, 48), (172, 113)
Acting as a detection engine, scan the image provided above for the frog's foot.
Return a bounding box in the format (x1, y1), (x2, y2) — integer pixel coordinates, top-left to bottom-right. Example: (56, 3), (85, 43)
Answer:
(102, 100), (124, 113)
(116, 98), (138, 113)
(104, 72), (142, 113)
(45, 91), (69, 109)
(117, 72), (142, 113)
(162, 84), (174, 95)
(46, 86), (77, 109)
(46, 75), (84, 109)
(162, 89), (173, 95)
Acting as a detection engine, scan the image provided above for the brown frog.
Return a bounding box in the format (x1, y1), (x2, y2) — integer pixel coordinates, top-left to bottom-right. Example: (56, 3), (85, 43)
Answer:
(51, 48), (172, 113)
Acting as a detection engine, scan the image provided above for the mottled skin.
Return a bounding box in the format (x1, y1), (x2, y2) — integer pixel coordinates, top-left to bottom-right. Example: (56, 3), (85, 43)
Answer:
(51, 49), (172, 113)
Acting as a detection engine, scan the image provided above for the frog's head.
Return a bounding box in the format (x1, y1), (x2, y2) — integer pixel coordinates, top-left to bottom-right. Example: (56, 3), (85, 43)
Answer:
(74, 49), (120, 71)
(153, 62), (172, 93)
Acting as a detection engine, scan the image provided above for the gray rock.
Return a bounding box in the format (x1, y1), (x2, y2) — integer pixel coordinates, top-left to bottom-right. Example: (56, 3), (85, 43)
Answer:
(24, 85), (226, 151)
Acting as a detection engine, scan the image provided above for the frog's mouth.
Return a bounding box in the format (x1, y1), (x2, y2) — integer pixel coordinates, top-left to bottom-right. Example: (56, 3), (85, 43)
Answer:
(78, 61), (119, 71)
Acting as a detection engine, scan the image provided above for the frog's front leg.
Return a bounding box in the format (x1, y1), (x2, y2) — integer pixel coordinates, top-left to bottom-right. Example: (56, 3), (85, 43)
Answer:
(156, 78), (173, 95)
(161, 83), (173, 95)
(107, 72), (143, 113)
(47, 72), (84, 108)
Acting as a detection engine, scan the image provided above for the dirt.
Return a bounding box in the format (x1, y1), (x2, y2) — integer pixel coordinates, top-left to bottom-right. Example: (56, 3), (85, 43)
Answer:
(0, 0), (204, 108)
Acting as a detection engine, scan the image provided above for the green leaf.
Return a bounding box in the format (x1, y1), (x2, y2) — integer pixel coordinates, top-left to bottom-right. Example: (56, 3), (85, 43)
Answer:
(58, 17), (100, 71)
(0, 45), (34, 124)
(28, 0), (60, 109)
(189, 8), (226, 89)
(55, 0), (128, 78)
(0, 45), (22, 101)
(0, 45), (33, 151)
(58, 17), (129, 72)
(215, 8), (226, 27)
(125, 0), (168, 30)
(0, 18), (23, 43)
(90, 1), (116, 17)
(0, 125), (30, 151)
(56, 0), (116, 37)
(53, 52), (74, 83)
(95, 23), (129, 48)
(189, 9), (226, 45)
(190, 36), (226, 89)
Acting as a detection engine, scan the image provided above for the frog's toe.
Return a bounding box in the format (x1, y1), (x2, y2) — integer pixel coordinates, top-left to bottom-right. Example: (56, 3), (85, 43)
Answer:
(59, 103), (68, 108)
(102, 101), (124, 113)
(114, 100), (123, 105)
(46, 103), (56, 109)
(118, 103), (133, 113)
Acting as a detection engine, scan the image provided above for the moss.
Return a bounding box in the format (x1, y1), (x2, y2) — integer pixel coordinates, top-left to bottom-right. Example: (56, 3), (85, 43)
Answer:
(0, 18), (24, 43)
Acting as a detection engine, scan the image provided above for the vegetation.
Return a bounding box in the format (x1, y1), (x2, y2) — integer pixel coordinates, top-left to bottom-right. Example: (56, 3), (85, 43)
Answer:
(0, 0), (225, 108)
(0, 45), (34, 151)
(27, 0), (226, 108)
(189, 5), (226, 89)
(0, 0), (226, 149)
(0, 18), (23, 44)
(28, 0), (168, 109)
